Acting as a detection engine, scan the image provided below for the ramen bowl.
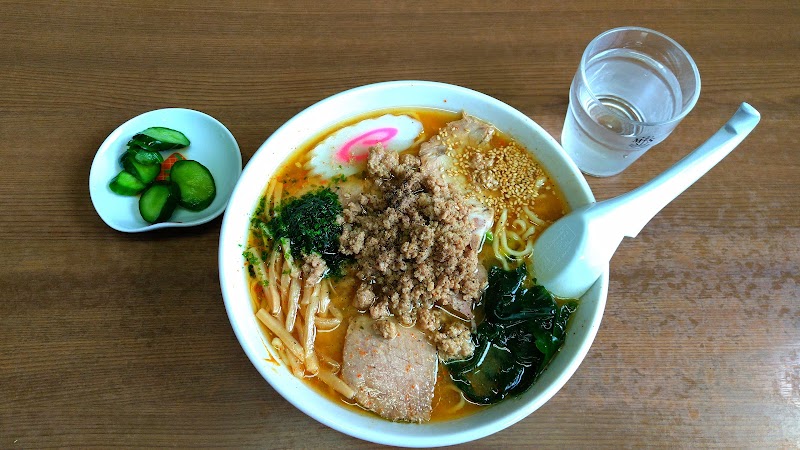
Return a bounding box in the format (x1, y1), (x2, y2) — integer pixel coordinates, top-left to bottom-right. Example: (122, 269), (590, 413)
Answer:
(219, 81), (608, 447)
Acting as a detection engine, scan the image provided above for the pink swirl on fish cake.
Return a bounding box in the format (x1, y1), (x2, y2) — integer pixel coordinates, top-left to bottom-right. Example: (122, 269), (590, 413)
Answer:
(335, 127), (398, 163)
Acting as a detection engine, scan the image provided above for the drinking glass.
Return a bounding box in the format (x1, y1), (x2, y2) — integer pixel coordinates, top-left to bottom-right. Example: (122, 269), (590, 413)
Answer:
(562, 27), (701, 177)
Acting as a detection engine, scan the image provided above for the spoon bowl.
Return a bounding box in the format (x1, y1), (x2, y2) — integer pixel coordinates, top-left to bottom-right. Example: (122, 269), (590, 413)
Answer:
(89, 108), (242, 232)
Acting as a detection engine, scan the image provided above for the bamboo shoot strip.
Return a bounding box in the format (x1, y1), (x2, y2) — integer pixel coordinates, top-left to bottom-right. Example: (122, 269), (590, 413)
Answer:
(247, 246), (270, 289)
(264, 179), (276, 217)
(256, 309), (304, 360)
(305, 352), (320, 377)
(318, 280), (331, 314)
(318, 369), (355, 399)
(272, 182), (283, 210)
(280, 260), (291, 305)
(304, 295), (320, 374)
(299, 278), (314, 307)
(284, 345), (305, 378)
(267, 249), (282, 314)
(296, 314), (305, 349)
(271, 338), (289, 367)
(317, 352), (341, 373)
(314, 316), (341, 331)
(328, 304), (343, 320)
(285, 276), (301, 332)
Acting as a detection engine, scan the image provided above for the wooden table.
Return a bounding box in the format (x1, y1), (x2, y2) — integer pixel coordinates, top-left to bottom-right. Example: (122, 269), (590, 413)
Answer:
(2, 1), (798, 447)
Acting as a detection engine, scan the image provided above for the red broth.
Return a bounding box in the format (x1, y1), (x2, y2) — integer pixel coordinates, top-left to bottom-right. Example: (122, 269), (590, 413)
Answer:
(245, 108), (568, 422)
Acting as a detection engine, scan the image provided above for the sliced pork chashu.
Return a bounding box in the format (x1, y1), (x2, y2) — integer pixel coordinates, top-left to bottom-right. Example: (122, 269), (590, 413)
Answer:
(419, 112), (495, 176)
(341, 316), (438, 422)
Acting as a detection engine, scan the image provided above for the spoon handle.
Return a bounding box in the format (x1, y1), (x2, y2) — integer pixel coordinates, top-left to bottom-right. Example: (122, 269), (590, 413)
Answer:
(609, 102), (761, 238)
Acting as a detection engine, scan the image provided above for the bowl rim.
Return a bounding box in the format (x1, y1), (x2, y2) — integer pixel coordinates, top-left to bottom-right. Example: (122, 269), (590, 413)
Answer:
(219, 80), (608, 447)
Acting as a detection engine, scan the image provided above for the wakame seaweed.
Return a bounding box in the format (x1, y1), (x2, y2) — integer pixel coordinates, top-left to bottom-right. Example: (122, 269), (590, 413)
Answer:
(445, 265), (578, 405)
(266, 187), (348, 276)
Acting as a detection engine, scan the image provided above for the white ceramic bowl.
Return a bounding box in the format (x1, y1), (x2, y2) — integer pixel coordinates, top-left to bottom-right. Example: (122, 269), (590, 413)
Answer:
(219, 81), (608, 447)
(89, 108), (242, 232)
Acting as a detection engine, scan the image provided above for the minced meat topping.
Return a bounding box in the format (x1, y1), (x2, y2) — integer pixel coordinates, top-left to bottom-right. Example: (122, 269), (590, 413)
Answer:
(339, 144), (482, 360)
(301, 253), (328, 287)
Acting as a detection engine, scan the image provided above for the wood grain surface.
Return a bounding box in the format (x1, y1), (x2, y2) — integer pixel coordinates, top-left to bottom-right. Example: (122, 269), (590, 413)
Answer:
(1, 1), (798, 448)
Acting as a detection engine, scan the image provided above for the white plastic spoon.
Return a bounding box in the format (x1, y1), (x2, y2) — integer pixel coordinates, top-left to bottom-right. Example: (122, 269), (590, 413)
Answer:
(533, 103), (761, 299)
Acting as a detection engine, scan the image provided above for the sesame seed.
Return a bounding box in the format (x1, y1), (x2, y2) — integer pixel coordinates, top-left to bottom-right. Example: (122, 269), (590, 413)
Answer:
(444, 139), (548, 222)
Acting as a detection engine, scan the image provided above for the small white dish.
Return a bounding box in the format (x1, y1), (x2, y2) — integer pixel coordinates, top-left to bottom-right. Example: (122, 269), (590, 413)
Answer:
(89, 108), (242, 232)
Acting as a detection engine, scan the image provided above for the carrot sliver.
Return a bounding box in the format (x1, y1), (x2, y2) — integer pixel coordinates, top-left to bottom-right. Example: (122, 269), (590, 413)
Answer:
(156, 152), (186, 181)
